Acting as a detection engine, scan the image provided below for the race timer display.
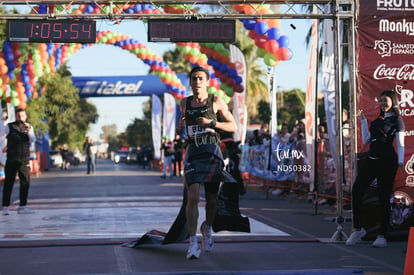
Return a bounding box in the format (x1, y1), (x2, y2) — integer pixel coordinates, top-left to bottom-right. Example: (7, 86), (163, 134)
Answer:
(148, 19), (235, 42)
(7, 20), (96, 43)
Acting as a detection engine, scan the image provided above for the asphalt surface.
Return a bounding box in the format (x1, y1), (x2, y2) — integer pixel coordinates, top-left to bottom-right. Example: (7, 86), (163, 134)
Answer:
(0, 159), (408, 275)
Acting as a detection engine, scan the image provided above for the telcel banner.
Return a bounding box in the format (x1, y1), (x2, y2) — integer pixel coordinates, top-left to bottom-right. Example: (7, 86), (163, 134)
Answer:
(72, 74), (189, 98)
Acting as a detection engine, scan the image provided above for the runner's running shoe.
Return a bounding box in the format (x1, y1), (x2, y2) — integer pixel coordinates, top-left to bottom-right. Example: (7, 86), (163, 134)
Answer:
(186, 241), (201, 260)
(345, 228), (366, 245)
(373, 235), (387, 248)
(2, 206), (9, 216)
(17, 206), (34, 214)
(200, 221), (214, 252)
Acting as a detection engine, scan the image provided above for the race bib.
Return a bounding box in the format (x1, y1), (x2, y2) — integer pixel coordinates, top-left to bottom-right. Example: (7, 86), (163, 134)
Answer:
(187, 125), (215, 138)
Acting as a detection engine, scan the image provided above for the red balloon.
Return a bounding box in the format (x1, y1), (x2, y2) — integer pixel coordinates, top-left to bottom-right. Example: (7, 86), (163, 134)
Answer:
(234, 84), (244, 93)
(255, 35), (268, 48)
(265, 40), (279, 54)
(248, 30), (257, 40)
(276, 47), (292, 61)
(225, 77), (236, 88)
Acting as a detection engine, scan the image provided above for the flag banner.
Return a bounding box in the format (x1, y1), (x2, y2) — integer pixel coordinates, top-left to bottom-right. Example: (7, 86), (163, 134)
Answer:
(356, 0), (414, 238)
(305, 15), (319, 189)
(321, 5), (337, 167)
(162, 93), (176, 140)
(124, 180), (250, 248)
(72, 74), (189, 97)
(152, 94), (162, 160)
(230, 45), (247, 144)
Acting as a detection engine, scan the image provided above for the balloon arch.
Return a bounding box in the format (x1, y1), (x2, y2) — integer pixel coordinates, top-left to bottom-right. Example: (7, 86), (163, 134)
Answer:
(0, 3), (293, 109)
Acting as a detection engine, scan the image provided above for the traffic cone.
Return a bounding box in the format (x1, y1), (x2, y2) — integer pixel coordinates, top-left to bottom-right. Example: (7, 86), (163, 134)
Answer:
(404, 227), (414, 275)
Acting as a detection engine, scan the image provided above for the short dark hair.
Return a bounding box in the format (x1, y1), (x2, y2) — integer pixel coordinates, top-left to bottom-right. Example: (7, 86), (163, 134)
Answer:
(189, 66), (210, 81)
(15, 108), (25, 113)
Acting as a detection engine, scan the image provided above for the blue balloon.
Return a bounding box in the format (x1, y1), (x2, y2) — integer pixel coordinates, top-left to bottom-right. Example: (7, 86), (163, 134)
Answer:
(228, 68), (238, 78)
(255, 22), (269, 35)
(24, 84), (31, 92)
(133, 5), (142, 12)
(243, 19), (257, 30)
(267, 28), (281, 41)
(25, 91), (32, 99)
(278, 35), (290, 48)
(85, 5), (94, 13)
(235, 76), (242, 85)
(220, 64), (229, 73)
(22, 75), (30, 83)
(6, 61), (15, 71)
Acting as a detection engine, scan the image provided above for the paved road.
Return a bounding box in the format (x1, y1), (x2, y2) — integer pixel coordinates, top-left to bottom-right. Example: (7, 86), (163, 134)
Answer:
(0, 159), (408, 275)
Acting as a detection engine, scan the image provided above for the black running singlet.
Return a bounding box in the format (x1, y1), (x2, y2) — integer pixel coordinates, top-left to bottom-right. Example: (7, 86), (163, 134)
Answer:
(185, 94), (220, 144)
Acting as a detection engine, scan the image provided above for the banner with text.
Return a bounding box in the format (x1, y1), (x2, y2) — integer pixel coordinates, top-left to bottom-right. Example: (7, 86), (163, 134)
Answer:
(72, 74), (188, 98)
(356, 0), (414, 234)
(356, 1), (414, 188)
(152, 95), (162, 160)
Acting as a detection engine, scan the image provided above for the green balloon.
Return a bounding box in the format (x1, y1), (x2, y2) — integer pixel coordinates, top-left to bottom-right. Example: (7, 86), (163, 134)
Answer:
(11, 97), (20, 107)
(190, 48), (198, 56)
(183, 46), (191, 54)
(264, 53), (278, 67)
(214, 44), (224, 52)
(257, 48), (266, 58)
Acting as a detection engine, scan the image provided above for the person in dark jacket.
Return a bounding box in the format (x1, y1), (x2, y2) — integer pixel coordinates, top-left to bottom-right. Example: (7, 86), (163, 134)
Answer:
(1, 108), (36, 215)
(346, 90), (405, 248)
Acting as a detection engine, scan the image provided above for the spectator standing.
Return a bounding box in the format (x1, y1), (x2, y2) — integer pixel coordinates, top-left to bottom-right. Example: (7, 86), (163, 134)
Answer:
(160, 136), (174, 179)
(2, 108), (36, 215)
(173, 134), (185, 176)
(346, 90), (405, 248)
(84, 136), (96, 175)
(60, 144), (69, 170)
(278, 123), (291, 143)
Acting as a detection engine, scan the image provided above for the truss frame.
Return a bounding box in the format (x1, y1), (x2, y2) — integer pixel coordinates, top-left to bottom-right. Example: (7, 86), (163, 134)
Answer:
(0, 0), (358, 238)
(0, 1), (353, 20)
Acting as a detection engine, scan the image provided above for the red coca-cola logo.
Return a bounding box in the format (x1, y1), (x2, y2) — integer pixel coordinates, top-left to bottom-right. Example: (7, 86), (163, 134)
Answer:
(373, 64), (414, 80)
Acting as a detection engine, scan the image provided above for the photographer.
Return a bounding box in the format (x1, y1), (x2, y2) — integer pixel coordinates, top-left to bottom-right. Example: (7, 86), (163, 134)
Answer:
(1, 108), (36, 215)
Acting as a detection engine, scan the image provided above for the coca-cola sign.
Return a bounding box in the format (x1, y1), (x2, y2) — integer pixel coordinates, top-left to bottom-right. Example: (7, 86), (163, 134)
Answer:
(373, 64), (414, 80)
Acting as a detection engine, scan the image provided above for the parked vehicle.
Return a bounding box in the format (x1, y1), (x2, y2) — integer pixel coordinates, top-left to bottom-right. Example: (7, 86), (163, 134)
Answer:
(50, 150), (63, 168)
(126, 148), (139, 164)
(114, 149), (129, 164)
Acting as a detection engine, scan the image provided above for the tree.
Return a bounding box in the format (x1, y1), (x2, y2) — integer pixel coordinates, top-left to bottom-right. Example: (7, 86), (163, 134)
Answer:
(26, 65), (98, 150)
(162, 48), (192, 74)
(116, 97), (152, 148)
(233, 21), (269, 123)
(277, 89), (306, 130)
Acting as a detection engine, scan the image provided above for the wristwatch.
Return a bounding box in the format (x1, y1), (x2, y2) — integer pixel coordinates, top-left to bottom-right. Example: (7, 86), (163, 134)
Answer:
(210, 120), (217, 129)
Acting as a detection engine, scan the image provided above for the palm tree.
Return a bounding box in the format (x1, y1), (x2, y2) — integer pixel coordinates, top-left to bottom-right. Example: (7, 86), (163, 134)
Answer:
(234, 21), (268, 123)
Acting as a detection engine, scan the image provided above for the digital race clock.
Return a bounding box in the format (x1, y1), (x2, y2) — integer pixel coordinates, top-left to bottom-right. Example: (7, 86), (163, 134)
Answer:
(148, 19), (235, 43)
(7, 20), (96, 43)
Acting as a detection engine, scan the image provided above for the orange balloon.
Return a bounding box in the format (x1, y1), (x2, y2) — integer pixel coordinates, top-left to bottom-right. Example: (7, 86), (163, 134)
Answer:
(19, 102), (26, 110)
(267, 19), (281, 28)
(38, 43), (47, 51)
(233, 5), (245, 12)
(243, 5), (253, 14)
(0, 64), (8, 75)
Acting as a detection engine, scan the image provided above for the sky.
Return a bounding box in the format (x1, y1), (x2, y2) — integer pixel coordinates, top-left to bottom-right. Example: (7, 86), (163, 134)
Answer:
(66, 17), (312, 139)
